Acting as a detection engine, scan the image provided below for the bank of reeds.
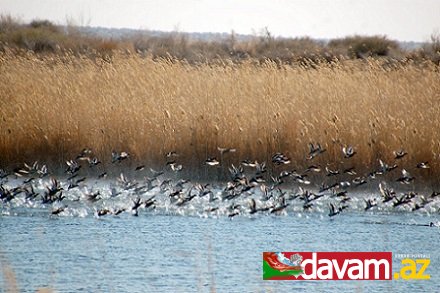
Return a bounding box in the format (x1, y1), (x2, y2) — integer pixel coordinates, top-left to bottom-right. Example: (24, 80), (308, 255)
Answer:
(1, 49), (439, 183)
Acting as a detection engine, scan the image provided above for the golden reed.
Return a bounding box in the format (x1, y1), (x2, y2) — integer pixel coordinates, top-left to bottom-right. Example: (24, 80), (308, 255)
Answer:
(1, 50), (439, 182)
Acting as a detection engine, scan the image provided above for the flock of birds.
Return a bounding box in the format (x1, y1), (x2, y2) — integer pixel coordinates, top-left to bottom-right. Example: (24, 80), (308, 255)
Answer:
(0, 144), (440, 226)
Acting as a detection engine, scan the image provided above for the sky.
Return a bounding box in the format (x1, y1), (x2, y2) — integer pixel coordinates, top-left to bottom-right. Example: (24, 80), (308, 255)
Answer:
(1, 0), (439, 42)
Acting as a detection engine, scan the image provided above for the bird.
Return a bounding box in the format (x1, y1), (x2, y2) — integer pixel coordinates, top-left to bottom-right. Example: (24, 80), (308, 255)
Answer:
(0, 168), (9, 178)
(87, 157), (101, 167)
(364, 198), (377, 210)
(304, 165), (321, 173)
(131, 197), (143, 216)
(412, 196), (432, 211)
(169, 163), (183, 172)
(342, 145), (356, 158)
(229, 164), (245, 182)
(393, 193), (415, 207)
(343, 167), (357, 175)
(45, 178), (63, 197)
(326, 166), (340, 176)
(378, 159), (397, 173)
(416, 162), (430, 169)
(65, 160), (81, 174)
(279, 170), (293, 179)
(206, 157), (220, 166)
(165, 151), (178, 158)
(379, 182), (396, 203)
(255, 161), (267, 175)
(270, 200), (289, 214)
(249, 198), (258, 214)
(23, 185), (38, 200)
(150, 168), (164, 178)
(0, 185), (15, 202)
(272, 153), (291, 165)
(96, 208), (111, 217)
(112, 151), (129, 163)
(76, 148), (92, 160)
(393, 149), (407, 160)
(135, 165), (145, 171)
(85, 190), (101, 202)
(328, 203), (342, 217)
(98, 172), (108, 179)
(113, 208), (126, 216)
(303, 202), (313, 211)
(307, 143), (326, 160)
(217, 147), (236, 155)
(397, 169), (415, 184)
(37, 164), (49, 178)
(241, 160), (256, 167)
(291, 172), (311, 185)
(352, 177), (367, 187)
(51, 205), (67, 215)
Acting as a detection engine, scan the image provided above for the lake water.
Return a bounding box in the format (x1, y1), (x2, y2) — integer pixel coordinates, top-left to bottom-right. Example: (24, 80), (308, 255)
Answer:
(1, 207), (439, 292)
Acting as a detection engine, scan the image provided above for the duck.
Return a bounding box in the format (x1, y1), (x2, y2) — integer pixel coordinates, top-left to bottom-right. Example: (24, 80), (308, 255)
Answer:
(111, 151), (129, 163)
(76, 148), (92, 160)
(342, 145), (356, 158)
(326, 166), (339, 176)
(272, 153), (291, 165)
(165, 151), (178, 158)
(51, 205), (67, 215)
(393, 149), (407, 159)
(206, 157), (220, 166)
(65, 160), (81, 174)
(135, 165), (145, 171)
(397, 169), (415, 184)
(217, 146), (236, 155)
(364, 198), (377, 210)
(307, 143), (326, 160)
(328, 203), (342, 217)
(343, 167), (357, 175)
(169, 163), (183, 172)
(416, 162), (430, 169)
(304, 165), (321, 173)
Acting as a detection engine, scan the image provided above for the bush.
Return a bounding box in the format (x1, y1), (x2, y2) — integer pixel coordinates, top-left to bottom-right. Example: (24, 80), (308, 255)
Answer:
(10, 28), (60, 52)
(0, 15), (20, 34)
(29, 20), (59, 33)
(423, 33), (440, 64)
(328, 35), (400, 58)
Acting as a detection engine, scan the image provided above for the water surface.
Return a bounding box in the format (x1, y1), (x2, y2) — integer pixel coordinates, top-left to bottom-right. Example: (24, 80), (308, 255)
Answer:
(1, 210), (438, 292)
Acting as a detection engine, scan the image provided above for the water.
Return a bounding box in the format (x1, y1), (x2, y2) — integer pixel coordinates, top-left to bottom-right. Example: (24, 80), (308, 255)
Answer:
(1, 210), (439, 292)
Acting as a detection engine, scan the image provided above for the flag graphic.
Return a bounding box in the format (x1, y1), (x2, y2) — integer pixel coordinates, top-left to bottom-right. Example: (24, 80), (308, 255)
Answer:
(263, 252), (303, 279)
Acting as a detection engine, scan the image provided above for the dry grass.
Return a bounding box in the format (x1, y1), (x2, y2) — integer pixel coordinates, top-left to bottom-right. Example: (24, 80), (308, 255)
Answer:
(0, 253), (19, 293)
(1, 50), (439, 181)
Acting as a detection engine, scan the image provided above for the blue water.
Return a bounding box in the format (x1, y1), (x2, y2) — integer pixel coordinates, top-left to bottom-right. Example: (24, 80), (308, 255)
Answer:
(1, 211), (439, 292)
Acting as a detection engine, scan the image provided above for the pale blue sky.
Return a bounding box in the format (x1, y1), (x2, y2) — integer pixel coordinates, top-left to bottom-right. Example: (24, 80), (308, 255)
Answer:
(1, 0), (439, 41)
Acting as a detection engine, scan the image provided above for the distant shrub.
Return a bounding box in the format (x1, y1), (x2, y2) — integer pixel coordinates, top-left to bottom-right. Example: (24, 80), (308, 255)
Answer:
(10, 27), (60, 52)
(422, 33), (440, 64)
(29, 20), (59, 33)
(328, 35), (400, 58)
(0, 15), (20, 34)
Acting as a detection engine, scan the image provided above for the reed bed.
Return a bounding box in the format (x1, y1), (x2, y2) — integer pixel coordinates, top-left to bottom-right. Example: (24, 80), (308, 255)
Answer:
(1, 50), (439, 181)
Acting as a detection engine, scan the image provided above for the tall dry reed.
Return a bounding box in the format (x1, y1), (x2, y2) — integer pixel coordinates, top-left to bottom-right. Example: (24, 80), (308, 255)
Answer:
(1, 50), (439, 181)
